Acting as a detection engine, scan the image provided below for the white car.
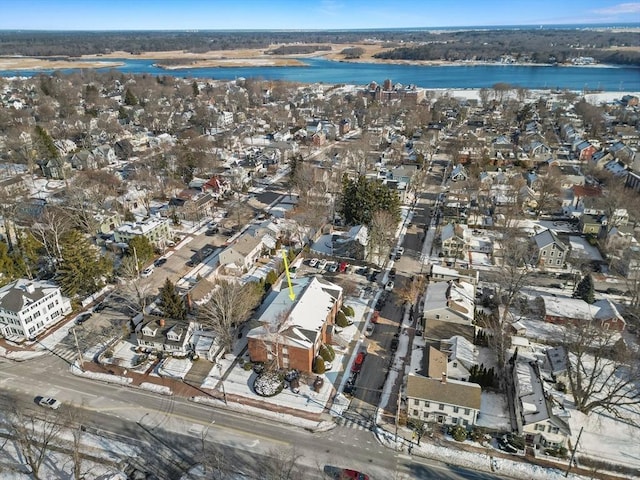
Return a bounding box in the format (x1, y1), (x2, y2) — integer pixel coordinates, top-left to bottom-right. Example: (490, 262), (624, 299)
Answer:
(385, 281), (395, 291)
(328, 262), (338, 273)
(309, 258), (319, 268)
(141, 266), (154, 278)
(365, 323), (375, 337)
(39, 397), (61, 410)
(318, 259), (328, 270)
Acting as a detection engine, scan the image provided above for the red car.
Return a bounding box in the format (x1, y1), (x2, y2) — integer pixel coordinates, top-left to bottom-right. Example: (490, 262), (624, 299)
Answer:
(335, 469), (370, 480)
(371, 310), (380, 323)
(351, 351), (366, 373)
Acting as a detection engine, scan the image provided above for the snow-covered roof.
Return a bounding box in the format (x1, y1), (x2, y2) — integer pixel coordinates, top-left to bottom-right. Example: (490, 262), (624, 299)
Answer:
(247, 276), (342, 348)
(441, 335), (477, 369)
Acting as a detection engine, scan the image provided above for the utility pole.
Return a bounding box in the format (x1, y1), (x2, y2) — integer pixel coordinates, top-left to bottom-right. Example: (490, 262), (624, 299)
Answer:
(71, 327), (84, 372)
(565, 425), (584, 477)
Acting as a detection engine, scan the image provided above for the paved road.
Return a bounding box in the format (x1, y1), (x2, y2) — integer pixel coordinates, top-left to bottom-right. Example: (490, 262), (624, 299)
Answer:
(0, 354), (508, 480)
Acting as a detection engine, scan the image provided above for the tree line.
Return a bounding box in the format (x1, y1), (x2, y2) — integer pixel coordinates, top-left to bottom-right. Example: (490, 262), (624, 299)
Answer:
(0, 28), (638, 65)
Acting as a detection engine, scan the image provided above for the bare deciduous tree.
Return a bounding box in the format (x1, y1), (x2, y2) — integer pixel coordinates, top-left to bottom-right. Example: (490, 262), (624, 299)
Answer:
(564, 322), (640, 421)
(3, 400), (64, 480)
(197, 279), (262, 354)
(367, 210), (397, 266)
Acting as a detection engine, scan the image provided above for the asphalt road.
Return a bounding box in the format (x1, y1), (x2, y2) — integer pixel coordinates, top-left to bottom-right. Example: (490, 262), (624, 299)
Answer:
(0, 352), (508, 480)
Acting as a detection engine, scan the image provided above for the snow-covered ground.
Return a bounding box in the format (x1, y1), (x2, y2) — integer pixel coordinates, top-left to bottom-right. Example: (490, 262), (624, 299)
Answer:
(155, 357), (192, 380)
(476, 392), (511, 430)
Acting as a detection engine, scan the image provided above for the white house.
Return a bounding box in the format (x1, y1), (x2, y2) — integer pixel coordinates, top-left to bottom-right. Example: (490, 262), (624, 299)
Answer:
(0, 279), (72, 340)
(136, 316), (194, 356)
(406, 373), (481, 428)
(114, 216), (172, 247)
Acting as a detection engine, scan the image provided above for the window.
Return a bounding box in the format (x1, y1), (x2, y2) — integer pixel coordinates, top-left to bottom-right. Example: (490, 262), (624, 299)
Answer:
(425, 401), (430, 408)
(535, 424), (546, 431)
(439, 404), (444, 411)
(541, 251), (546, 256)
(549, 426), (559, 434)
(453, 406), (459, 413)
(423, 412), (429, 419)
(464, 408), (470, 415)
(414, 399), (420, 406)
(452, 417), (458, 424)
(462, 419), (468, 426)
(556, 259), (561, 265)
(413, 410), (419, 416)
(549, 251), (554, 257)
(435, 314), (440, 319)
(453, 362), (457, 367)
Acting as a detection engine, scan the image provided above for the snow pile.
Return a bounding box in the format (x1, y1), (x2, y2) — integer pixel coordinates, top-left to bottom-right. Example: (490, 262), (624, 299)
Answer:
(157, 357), (192, 379)
(139, 382), (173, 395)
(71, 364), (133, 385)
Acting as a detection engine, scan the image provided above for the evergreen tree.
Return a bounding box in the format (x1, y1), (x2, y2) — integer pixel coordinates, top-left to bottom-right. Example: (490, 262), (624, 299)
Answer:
(191, 81), (199, 97)
(573, 274), (595, 304)
(340, 175), (401, 226)
(124, 88), (138, 106)
(158, 278), (186, 320)
(56, 229), (108, 297)
(127, 235), (154, 271)
(0, 240), (18, 286)
(34, 125), (59, 159)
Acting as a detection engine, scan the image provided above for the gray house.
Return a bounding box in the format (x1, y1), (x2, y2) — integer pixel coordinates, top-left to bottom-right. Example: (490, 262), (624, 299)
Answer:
(533, 229), (568, 269)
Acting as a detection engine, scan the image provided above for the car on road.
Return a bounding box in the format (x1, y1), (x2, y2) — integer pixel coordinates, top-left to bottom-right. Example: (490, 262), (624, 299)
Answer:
(351, 351), (366, 373)
(343, 381), (356, 396)
(38, 397), (61, 410)
(390, 336), (399, 351)
(326, 467), (370, 480)
(93, 302), (107, 312)
(365, 323), (375, 337)
(309, 258), (319, 268)
(75, 312), (92, 325)
(201, 247), (214, 257)
(141, 266), (154, 278)
(385, 281), (394, 291)
(328, 262), (338, 273)
(389, 267), (396, 280)
(154, 257), (167, 267)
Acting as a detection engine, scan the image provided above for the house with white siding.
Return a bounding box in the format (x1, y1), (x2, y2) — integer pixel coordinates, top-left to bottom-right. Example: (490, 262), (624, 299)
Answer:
(0, 279), (72, 341)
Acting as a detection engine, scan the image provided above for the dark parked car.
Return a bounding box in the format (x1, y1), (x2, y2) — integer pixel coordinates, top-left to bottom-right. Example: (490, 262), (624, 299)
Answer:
(154, 257), (167, 267)
(390, 336), (399, 351)
(75, 312), (92, 325)
(389, 267), (396, 279)
(94, 302), (107, 312)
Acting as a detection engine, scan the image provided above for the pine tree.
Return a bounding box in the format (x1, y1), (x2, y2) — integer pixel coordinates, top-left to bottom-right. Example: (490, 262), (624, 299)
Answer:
(127, 235), (154, 270)
(573, 274), (595, 304)
(56, 230), (108, 297)
(124, 88), (138, 106)
(158, 278), (186, 320)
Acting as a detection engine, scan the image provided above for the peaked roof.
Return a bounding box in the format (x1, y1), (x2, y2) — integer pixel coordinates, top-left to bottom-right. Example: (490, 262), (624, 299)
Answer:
(0, 279), (60, 313)
(534, 229), (567, 251)
(406, 374), (481, 410)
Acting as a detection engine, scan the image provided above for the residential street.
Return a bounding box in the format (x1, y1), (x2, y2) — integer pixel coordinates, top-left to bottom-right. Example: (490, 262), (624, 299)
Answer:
(0, 354), (507, 479)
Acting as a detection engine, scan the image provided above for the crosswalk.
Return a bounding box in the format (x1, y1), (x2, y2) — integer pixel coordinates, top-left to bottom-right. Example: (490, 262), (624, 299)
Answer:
(49, 345), (79, 363)
(334, 415), (374, 431)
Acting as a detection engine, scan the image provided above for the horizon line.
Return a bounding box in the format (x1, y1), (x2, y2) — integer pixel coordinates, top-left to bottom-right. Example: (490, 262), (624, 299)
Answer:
(1, 22), (640, 33)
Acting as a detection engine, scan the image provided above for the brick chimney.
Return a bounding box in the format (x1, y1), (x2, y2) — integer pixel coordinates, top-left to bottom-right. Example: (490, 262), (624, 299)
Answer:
(441, 372), (447, 384)
(159, 318), (166, 327)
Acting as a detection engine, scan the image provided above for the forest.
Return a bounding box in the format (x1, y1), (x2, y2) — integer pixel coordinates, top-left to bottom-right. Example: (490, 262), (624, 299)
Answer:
(0, 28), (638, 66)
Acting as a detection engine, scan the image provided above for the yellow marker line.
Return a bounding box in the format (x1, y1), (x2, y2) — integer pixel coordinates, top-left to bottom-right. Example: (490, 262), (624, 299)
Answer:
(281, 249), (296, 301)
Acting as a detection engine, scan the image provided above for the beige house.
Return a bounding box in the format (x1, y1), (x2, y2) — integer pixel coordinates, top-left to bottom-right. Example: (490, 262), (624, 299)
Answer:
(136, 316), (194, 356)
(218, 232), (270, 271)
(114, 216), (172, 247)
(406, 373), (481, 428)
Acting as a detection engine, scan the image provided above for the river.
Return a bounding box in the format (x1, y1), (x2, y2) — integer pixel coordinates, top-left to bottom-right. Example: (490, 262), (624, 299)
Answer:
(1, 57), (638, 91)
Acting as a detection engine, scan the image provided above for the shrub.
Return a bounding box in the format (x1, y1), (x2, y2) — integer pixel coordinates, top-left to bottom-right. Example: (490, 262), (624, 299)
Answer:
(243, 362), (253, 371)
(336, 311), (349, 327)
(253, 371), (284, 397)
(319, 344), (335, 362)
(324, 344), (335, 361)
(450, 425), (467, 442)
(103, 349), (114, 359)
(313, 355), (326, 374)
(341, 305), (355, 317)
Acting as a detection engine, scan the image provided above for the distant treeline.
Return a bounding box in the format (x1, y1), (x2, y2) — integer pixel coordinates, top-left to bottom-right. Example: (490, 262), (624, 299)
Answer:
(373, 29), (640, 66)
(0, 29), (638, 65)
(266, 45), (332, 55)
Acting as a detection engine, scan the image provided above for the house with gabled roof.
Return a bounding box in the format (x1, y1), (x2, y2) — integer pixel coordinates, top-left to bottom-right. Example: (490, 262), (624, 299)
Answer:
(136, 316), (194, 355)
(532, 229), (569, 269)
(539, 295), (625, 332)
(422, 280), (475, 326)
(512, 359), (571, 450)
(0, 279), (72, 341)
(247, 276), (343, 372)
(218, 232), (270, 271)
(440, 335), (478, 382)
(406, 372), (481, 429)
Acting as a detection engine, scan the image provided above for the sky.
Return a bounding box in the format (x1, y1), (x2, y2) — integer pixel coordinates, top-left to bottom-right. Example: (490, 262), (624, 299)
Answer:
(1, 0), (639, 30)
